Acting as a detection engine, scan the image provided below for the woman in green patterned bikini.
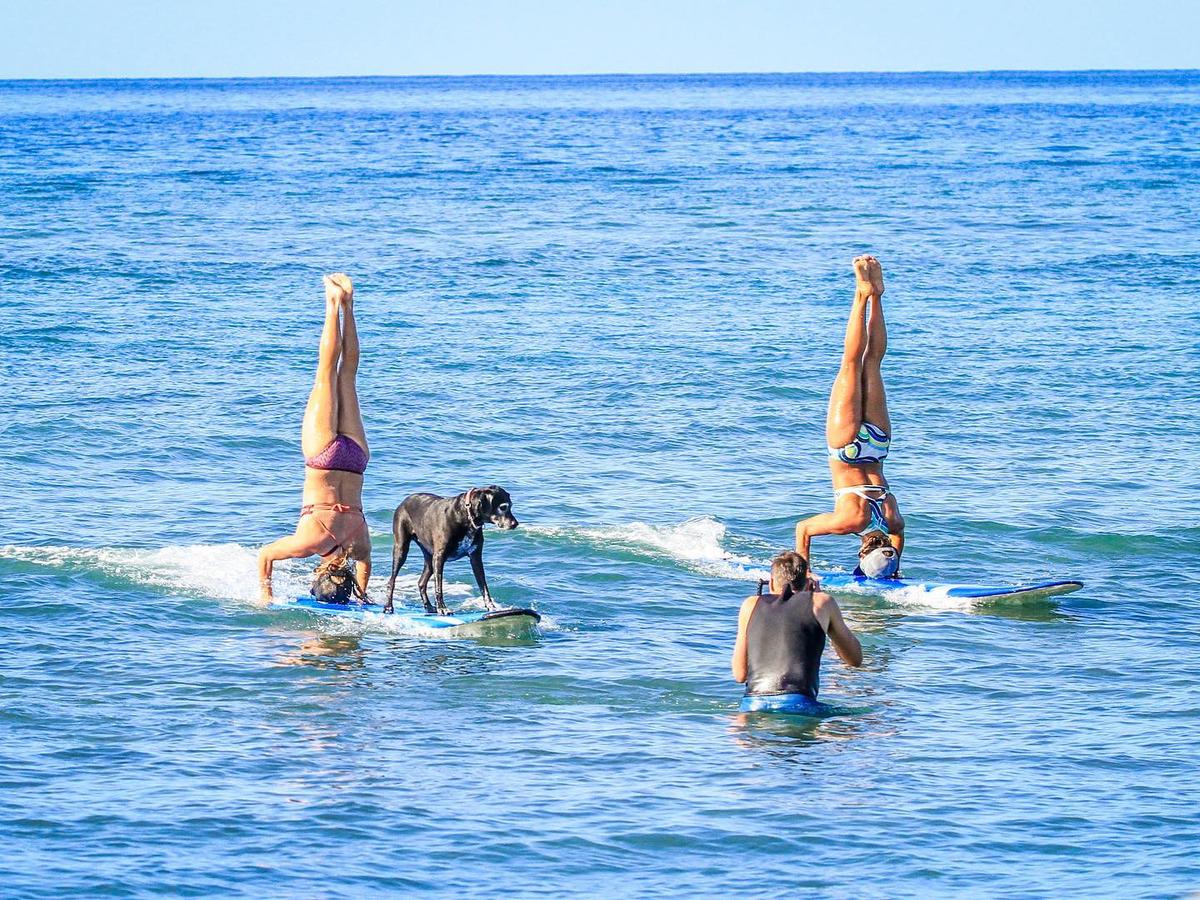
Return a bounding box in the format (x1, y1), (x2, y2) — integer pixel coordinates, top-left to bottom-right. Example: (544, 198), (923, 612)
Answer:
(795, 255), (904, 579)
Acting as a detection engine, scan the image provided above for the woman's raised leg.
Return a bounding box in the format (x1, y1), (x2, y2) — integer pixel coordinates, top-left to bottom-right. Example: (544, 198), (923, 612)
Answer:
(860, 257), (892, 435)
(300, 278), (342, 459)
(331, 274), (369, 455)
(825, 255), (875, 449)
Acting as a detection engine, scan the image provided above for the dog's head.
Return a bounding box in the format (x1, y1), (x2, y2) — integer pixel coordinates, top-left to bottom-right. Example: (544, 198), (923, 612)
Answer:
(468, 485), (518, 530)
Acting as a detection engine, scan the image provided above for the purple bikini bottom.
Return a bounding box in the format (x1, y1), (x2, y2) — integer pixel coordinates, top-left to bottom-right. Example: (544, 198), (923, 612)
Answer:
(304, 434), (367, 474)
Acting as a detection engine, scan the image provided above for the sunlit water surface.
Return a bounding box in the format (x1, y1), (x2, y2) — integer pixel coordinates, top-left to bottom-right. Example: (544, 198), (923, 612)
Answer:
(1, 72), (1198, 897)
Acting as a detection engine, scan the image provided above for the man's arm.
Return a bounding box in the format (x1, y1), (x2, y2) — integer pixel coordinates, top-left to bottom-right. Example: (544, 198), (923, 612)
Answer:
(817, 593), (863, 667)
(731, 595), (759, 683)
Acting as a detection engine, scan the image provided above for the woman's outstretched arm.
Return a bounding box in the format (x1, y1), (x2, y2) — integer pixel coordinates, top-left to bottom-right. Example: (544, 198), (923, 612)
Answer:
(794, 509), (866, 561)
(258, 534), (319, 604)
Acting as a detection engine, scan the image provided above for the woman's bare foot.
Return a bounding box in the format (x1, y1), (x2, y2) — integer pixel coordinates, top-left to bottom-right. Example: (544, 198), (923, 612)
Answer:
(853, 254), (877, 300)
(852, 254), (884, 298)
(868, 257), (885, 297)
(324, 273), (354, 308)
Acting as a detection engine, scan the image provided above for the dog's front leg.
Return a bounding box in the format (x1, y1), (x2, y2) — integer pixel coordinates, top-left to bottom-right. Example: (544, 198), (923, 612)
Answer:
(433, 553), (450, 615)
(469, 547), (497, 610)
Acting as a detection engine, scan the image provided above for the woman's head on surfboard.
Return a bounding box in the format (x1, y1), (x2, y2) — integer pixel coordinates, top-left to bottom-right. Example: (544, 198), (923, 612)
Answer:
(310, 553), (362, 605)
(857, 530), (900, 579)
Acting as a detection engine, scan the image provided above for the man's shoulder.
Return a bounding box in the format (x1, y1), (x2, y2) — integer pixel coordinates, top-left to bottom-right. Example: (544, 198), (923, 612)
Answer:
(811, 591), (838, 611)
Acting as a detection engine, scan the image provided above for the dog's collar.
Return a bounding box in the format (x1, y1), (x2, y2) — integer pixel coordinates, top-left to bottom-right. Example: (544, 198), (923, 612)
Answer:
(463, 488), (481, 530)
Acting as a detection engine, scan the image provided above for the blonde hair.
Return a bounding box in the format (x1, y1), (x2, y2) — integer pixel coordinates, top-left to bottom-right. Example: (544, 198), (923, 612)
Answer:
(859, 530), (891, 557)
(311, 553), (365, 603)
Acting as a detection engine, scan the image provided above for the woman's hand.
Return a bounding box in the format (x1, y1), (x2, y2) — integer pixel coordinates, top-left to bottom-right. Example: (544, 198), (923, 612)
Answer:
(257, 546), (276, 606)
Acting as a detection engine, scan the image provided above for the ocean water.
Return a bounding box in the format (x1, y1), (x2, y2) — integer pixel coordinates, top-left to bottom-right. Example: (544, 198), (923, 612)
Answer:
(1, 72), (1198, 897)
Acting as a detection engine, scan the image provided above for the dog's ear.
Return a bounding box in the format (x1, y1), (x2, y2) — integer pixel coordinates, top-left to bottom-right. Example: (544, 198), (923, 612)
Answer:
(469, 487), (490, 516)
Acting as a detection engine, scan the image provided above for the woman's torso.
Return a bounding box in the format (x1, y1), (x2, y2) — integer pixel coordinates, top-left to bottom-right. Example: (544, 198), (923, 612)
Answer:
(829, 457), (888, 490)
(829, 459), (903, 532)
(302, 468), (364, 508)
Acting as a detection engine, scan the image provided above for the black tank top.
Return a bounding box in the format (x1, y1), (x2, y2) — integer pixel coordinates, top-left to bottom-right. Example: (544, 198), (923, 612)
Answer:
(745, 591), (826, 699)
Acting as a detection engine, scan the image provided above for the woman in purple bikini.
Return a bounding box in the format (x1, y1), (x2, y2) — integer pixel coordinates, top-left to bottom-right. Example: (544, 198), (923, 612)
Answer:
(258, 274), (371, 603)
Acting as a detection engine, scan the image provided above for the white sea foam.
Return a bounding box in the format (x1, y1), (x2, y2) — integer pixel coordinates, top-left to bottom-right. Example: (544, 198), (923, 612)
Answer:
(813, 575), (979, 613)
(1, 542), (546, 638)
(523, 516), (771, 582)
(1, 542), (268, 602)
(0, 542), (473, 613)
(0, 532), (972, 621)
(516, 519), (981, 613)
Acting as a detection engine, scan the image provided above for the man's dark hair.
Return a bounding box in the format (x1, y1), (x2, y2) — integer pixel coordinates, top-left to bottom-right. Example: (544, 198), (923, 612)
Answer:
(770, 551), (810, 598)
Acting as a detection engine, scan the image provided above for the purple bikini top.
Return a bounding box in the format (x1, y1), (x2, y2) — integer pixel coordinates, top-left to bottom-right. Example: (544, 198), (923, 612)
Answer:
(305, 435), (368, 475)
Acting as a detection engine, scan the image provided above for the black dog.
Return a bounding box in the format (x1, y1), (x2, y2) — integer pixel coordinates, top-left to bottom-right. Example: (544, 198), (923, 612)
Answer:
(384, 486), (518, 615)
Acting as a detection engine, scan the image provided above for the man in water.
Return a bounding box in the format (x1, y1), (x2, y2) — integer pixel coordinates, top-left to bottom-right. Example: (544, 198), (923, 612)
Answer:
(731, 551), (863, 714)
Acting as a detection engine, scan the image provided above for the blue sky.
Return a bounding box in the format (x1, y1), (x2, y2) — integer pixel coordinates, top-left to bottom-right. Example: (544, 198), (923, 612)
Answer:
(2, 0), (1197, 79)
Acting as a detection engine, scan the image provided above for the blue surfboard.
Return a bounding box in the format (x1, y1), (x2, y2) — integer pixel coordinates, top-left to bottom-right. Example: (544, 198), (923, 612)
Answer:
(274, 597), (541, 631)
(815, 572), (1082, 603)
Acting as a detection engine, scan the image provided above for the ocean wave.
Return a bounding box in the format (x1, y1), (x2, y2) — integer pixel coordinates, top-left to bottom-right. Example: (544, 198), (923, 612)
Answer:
(814, 577), (976, 613)
(0, 542), (473, 611)
(522, 516), (772, 582)
(518, 518), (1067, 614)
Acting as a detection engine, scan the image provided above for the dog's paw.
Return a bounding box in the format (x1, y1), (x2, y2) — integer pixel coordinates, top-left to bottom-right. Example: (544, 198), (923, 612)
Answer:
(382, 604), (394, 615)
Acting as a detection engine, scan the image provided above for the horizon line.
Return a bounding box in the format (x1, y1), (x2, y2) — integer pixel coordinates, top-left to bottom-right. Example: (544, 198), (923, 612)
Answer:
(2, 67), (1198, 84)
